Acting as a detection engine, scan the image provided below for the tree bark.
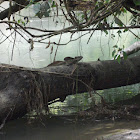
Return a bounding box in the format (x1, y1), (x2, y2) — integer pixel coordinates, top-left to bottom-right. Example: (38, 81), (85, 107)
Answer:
(0, 54), (140, 123)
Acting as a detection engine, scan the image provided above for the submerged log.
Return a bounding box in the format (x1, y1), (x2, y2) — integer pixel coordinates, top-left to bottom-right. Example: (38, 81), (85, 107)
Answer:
(0, 54), (140, 123)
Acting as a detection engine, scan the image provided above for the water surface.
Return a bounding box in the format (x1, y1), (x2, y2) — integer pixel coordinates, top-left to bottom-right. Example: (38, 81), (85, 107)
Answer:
(1, 118), (140, 140)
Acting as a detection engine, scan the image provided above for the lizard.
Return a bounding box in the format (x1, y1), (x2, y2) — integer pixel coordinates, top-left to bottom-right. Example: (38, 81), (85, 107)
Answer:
(39, 56), (83, 71)
(47, 56), (83, 67)
(47, 56), (83, 102)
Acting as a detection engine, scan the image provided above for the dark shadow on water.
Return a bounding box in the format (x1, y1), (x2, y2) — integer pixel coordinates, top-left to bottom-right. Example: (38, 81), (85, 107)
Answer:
(1, 117), (140, 140)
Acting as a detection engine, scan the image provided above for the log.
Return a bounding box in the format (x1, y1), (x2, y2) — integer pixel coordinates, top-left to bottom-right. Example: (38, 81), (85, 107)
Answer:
(117, 41), (140, 58)
(0, 54), (140, 123)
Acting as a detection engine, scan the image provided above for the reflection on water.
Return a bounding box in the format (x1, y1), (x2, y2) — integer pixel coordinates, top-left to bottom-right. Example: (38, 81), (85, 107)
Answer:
(1, 118), (140, 140)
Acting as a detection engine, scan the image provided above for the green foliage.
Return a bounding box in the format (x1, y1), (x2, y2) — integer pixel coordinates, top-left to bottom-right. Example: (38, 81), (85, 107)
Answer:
(133, 0), (140, 5)
(120, 7), (127, 13)
(111, 34), (115, 39)
(104, 28), (110, 34)
(112, 45), (127, 63)
(51, 1), (57, 7)
(97, 18), (110, 35)
(117, 30), (122, 37)
(17, 19), (27, 26)
(31, 0), (57, 18)
(35, 2), (51, 18)
(112, 49), (116, 57)
(114, 17), (123, 27)
(116, 55), (121, 63)
(36, 11), (44, 18)
(123, 28), (128, 32)
(105, 0), (110, 3)
(123, 51), (127, 60)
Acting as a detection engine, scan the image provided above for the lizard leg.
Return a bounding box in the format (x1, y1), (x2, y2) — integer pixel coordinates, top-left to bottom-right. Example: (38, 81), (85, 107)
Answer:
(70, 64), (77, 75)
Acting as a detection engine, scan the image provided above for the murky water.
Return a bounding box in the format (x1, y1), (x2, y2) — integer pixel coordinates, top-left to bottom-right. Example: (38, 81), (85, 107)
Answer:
(1, 118), (140, 140)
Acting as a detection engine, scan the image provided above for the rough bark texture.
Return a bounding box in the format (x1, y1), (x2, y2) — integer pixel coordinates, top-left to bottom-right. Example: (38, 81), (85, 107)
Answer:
(0, 55), (140, 122)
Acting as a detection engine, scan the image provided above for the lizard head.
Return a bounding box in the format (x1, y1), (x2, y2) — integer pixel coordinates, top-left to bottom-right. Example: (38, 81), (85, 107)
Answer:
(75, 56), (83, 61)
(64, 57), (74, 61)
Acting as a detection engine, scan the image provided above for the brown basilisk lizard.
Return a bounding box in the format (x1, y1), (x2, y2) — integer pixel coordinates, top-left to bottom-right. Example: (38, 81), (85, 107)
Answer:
(47, 56), (83, 102)
(47, 56), (83, 67)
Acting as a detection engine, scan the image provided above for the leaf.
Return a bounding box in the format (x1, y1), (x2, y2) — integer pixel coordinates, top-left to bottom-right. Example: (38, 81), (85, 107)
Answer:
(123, 51), (127, 60)
(120, 7), (127, 13)
(43, 11), (50, 17)
(117, 55), (121, 63)
(18, 19), (21, 23)
(118, 48), (122, 51)
(112, 50), (116, 57)
(113, 45), (118, 48)
(103, 30), (108, 35)
(36, 11), (43, 19)
(123, 28), (128, 32)
(40, 2), (51, 17)
(111, 34), (115, 38)
(133, 0), (140, 5)
(117, 30), (122, 37)
(105, 0), (110, 3)
(81, 14), (85, 19)
(42, 2), (50, 11)
(22, 21), (25, 26)
(114, 54), (118, 60)
(51, 1), (56, 7)
(115, 17), (123, 27)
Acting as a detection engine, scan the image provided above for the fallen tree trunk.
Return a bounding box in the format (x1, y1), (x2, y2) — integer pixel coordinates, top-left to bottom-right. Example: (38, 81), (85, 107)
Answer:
(0, 54), (140, 123)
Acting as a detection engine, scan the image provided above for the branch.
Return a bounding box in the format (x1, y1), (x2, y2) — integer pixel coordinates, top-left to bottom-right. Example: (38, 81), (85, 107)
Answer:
(1, 52), (140, 122)
(124, 41), (140, 56)
(0, 0), (139, 43)
(24, 25), (140, 33)
(0, 1), (28, 20)
(115, 42), (140, 59)
(0, 0), (47, 20)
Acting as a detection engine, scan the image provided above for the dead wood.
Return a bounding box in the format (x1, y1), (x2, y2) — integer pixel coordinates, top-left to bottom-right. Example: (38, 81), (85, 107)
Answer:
(0, 54), (140, 122)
